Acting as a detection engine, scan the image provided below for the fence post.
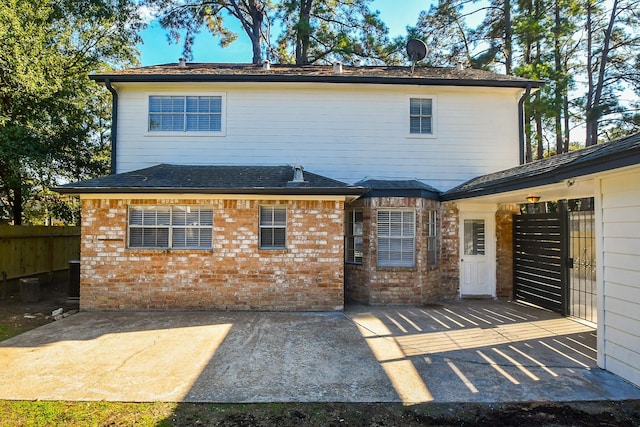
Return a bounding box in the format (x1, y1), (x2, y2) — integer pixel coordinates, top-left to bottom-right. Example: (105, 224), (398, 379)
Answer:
(1, 271), (6, 301)
(559, 200), (570, 317)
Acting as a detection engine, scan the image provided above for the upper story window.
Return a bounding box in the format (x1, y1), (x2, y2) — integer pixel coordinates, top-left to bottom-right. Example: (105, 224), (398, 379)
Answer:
(148, 96), (222, 132)
(259, 206), (287, 249)
(345, 210), (363, 264)
(409, 98), (433, 135)
(128, 205), (213, 249)
(377, 209), (415, 267)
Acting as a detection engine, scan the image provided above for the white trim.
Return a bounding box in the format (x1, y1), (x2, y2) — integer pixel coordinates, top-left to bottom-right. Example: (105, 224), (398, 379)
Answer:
(594, 177), (605, 369)
(405, 94), (438, 139)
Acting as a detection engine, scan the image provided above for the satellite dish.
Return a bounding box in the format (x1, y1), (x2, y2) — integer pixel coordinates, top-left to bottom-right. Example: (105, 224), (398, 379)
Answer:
(406, 39), (428, 62)
(406, 39), (428, 76)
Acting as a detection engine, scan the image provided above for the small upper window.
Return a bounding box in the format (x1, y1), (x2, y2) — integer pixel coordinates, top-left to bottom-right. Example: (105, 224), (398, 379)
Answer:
(149, 96), (222, 132)
(259, 206), (287, 249)
(410, 98), (433, 134)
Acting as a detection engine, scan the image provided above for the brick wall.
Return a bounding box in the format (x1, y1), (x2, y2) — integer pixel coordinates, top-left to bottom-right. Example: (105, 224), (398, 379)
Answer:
(345, 197), (459, 305)
(80, 198), (345, 311)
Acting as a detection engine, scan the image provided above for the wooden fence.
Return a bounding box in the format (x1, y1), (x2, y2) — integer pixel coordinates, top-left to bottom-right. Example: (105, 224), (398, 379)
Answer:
(0, 225), (80, 282)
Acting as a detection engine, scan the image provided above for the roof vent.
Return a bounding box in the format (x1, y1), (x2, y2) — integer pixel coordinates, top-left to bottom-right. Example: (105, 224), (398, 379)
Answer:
(263, 60), (271, 70)
(287, 165), (307, 187)
(456, 61), (464, 70)
(292, 165), (305, 182)
(178, 58), (186, 67)
(333, 61), (343, 74)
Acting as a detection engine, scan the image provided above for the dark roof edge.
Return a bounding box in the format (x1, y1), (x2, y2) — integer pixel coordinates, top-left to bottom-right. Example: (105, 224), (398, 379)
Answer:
(441, 146), (640, 201)
(359, 188), (440, 200)
(90, 73), (544, 89)
(53, 186), (368, 197)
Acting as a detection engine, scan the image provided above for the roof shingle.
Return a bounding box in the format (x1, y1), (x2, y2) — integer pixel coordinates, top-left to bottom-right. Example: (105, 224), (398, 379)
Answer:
(55, 164), (366, 196)
(91, 62), (543, 89)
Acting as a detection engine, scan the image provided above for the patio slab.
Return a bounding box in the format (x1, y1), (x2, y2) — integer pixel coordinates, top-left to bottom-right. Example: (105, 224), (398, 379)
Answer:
(0, 300), (639, 403)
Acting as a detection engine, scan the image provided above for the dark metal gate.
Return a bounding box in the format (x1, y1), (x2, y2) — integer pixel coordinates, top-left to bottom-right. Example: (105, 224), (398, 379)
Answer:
(569, 208), (597, 323)
(513, 205), (569, 315)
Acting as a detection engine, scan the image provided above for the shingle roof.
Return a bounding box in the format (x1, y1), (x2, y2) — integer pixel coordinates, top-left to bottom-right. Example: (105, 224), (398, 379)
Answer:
(55, 164), (367, 196)
(91, 63), (543, 89)
(442, 132), (640, 201)
(355, 179), (440, 200)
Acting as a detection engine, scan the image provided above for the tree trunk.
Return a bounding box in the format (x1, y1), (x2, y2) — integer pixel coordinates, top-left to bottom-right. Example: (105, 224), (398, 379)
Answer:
(504, 0), (513, 74)
(553, 0), (563, 154)
(295, 0), (313, 65)
(536, 115), (544, 160)
(585, 0), (618, 146)
(11, 186), (22, 225)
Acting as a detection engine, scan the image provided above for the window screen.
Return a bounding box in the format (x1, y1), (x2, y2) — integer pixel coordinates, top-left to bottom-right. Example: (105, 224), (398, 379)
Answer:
(149, 96), (222, 132)
(377, 210), (415, 267)
(345, 210), (363, 264)
(128, 206), (213, 249)
(259, 206), (287, 249)
(410, 98), (433, 134)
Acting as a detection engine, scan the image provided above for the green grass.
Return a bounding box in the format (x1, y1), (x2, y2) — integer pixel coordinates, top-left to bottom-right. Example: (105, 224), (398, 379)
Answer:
(0, 401), (175, 427)
(0, 324), (21, 342)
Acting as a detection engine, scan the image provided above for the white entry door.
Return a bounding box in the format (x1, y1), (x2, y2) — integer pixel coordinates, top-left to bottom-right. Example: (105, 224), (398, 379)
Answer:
(460, 214), (495, 297)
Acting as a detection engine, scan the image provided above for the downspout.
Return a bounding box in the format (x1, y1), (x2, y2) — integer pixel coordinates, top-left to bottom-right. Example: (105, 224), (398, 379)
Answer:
(105, 79), (118, 174)
(518, 83), (532, 165)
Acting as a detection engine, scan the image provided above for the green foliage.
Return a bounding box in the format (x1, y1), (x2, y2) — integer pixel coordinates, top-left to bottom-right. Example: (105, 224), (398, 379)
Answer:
(412, 0), (640, 154)
(0, 0), (142, 225)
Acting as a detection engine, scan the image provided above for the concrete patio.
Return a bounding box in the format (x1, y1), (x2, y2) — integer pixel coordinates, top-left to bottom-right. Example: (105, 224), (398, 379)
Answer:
(1, 300), (639, 403)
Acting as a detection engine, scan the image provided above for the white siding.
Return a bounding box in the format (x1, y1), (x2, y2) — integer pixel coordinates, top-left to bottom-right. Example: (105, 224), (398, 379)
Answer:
(113, 82), (521, 191)
(599, 168), (640, 387)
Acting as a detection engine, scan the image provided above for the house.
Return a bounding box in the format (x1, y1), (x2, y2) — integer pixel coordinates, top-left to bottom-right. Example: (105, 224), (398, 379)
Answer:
(56, 62), (545, 311)
(55, 61), (640, 390)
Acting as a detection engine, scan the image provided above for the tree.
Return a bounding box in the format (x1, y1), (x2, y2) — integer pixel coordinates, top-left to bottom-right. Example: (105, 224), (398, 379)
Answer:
(0, 0), (141, 225)
(584, 0), (640, 145)
(275, 0), (392, 65)
(147, 0), (272, 64)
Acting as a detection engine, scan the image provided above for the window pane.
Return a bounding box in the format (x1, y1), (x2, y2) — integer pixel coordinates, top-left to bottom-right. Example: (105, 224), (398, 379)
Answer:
(130, 208), (143, 225)
(186, 96), (198, 112)
(129, 228), (143, 247)
(410, 117), (422, 134)
(149, 96), (163, 112)
(172, 97), (184, 112)
(173, 228), (187, 247)
(421, 99), (432, 115)
(410, 98), (420, 115)
(199, 209), (213, 226)
(421, 118), (432, 134)
(210, 97), (222, 113)
(464, 219), (485, 255)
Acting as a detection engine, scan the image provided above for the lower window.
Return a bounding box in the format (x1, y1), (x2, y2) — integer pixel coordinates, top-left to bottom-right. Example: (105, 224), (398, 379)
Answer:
(377, 209), (415, 267)
(259, 206), (287, 249)
(128, 205), (213, 249)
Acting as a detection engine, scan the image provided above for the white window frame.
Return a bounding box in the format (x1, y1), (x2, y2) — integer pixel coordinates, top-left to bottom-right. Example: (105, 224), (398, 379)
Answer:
(407, 95), (437, 138)
(345, 209), (363, 264)
(128, 205), (213, 249)
(377, 209), (416, 268)
(259, 205), (287, 250)
(145, 92), (226, 136)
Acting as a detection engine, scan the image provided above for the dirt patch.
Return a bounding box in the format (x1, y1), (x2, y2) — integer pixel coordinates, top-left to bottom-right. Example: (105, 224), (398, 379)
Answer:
(162, 401), (640, 426)
(0, 281), (78, 341)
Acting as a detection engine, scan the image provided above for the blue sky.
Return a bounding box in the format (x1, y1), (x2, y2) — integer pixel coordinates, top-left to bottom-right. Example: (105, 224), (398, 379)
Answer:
(138, 0), (430, 66)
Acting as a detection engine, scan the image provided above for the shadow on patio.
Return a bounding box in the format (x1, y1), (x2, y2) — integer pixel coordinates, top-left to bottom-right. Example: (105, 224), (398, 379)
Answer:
(345, 299), (631, 403)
